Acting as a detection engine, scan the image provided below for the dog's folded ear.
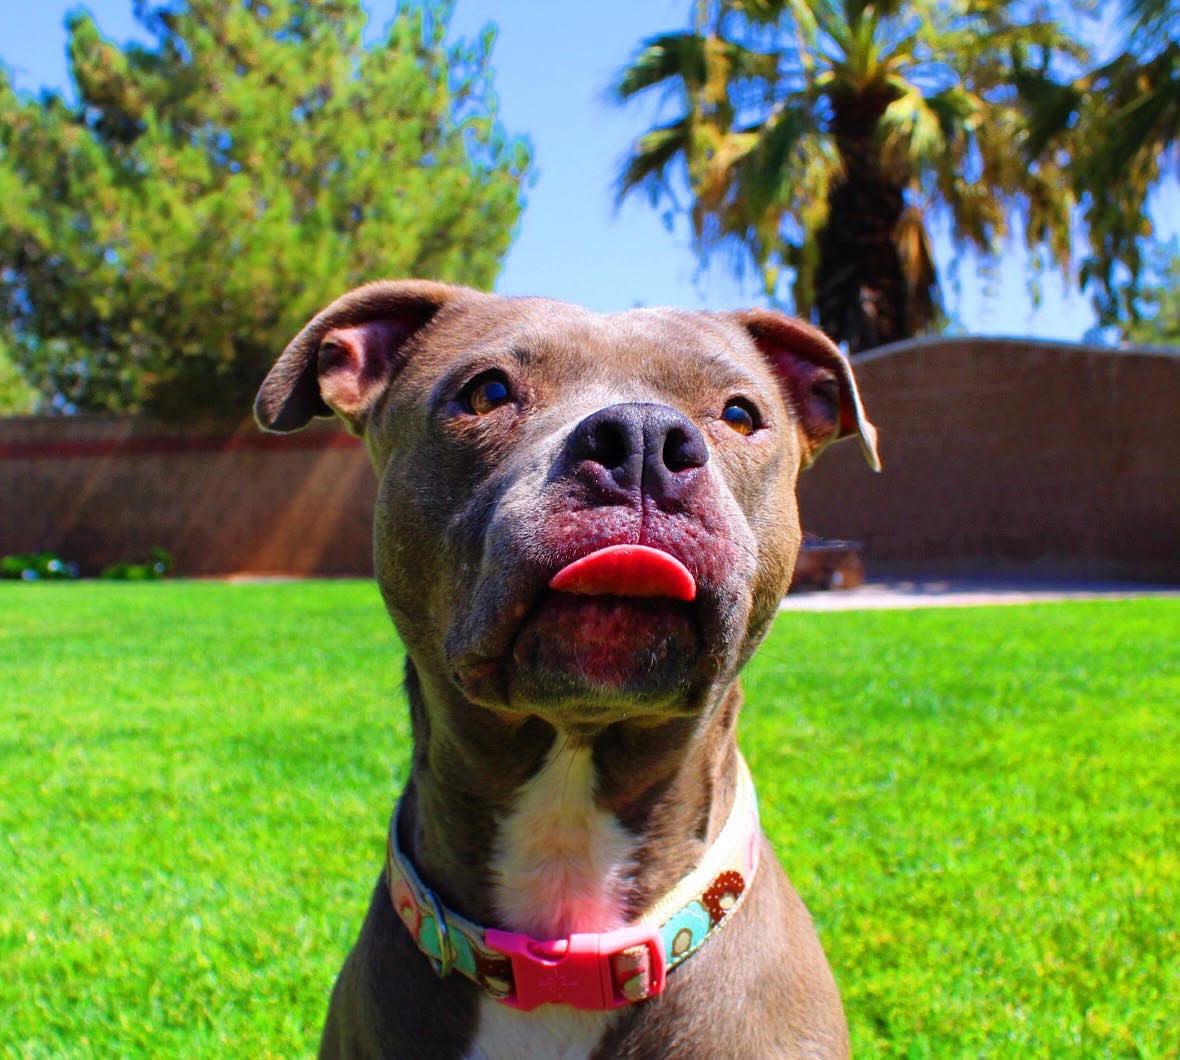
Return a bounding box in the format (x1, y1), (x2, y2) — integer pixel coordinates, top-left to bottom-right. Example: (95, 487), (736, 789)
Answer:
(731, 309), (881, 471)
(255, 280), (467, 434)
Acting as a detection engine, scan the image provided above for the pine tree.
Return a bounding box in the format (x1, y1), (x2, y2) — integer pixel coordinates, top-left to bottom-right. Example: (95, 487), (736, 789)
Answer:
(0, 0), (532, 415)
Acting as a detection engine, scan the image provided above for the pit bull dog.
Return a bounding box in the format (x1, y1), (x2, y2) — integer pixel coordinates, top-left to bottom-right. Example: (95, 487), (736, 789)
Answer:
(255, 280), (880, 1059)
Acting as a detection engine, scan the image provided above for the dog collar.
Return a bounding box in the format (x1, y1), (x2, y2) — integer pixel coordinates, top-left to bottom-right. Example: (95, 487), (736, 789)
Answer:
(386, 755), (761, 1012)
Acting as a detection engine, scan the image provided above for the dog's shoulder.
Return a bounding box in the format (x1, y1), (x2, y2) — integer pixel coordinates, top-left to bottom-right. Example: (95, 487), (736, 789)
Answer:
(319, 875), (480, 1060)
(594, 838), (850, 1058)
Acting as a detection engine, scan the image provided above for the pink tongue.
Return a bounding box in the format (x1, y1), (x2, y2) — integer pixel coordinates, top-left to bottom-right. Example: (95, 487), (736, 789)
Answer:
(548, 545), (696, 601)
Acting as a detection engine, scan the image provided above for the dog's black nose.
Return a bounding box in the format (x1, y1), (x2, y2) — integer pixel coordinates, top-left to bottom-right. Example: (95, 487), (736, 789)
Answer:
(565, 402), (708, 504)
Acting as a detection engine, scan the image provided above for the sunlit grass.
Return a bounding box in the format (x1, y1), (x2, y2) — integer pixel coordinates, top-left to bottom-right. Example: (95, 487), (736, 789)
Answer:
(2, 583), (1175, 1055)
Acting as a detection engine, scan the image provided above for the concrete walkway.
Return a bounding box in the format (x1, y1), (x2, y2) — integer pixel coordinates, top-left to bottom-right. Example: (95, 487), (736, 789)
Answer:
(780, 578), (1180, 611)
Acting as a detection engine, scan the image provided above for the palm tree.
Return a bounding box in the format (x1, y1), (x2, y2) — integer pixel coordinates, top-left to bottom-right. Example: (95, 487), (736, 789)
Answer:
(1019, 0), (1178, 325)
(613, 0), (1088, 352)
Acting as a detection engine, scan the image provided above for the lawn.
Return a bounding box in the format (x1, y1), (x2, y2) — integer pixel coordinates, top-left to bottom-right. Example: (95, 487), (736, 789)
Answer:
(1, 582), (1176, 1057)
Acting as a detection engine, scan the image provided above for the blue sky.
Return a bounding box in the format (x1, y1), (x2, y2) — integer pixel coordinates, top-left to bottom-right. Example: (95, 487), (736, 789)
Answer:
(2, 0), (1173, 338)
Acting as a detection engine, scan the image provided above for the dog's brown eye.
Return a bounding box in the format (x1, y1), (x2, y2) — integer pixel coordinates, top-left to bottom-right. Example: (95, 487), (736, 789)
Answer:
(721, 399), (759, 436)
(462, 372), (513, 415)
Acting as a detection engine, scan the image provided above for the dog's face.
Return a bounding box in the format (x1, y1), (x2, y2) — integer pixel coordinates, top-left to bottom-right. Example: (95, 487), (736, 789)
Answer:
(257, 281), (878, 730)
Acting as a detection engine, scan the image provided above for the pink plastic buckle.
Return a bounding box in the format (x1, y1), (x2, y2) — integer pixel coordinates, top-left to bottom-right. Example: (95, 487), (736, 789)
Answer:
(485, 925), (667, 1011)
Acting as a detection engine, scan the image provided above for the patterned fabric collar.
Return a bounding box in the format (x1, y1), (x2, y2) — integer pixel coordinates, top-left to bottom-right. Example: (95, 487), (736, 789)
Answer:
(386, 755), (761, 1011)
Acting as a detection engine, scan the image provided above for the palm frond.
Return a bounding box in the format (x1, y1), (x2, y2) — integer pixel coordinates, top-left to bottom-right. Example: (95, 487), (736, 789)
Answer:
(880, 86), (949, 172)
(612, 31), (779, 103)
(615, 117), (693, 203)
(1125, 0), (1180, 53)
(893, 205), (940, 334)
(1088, 42), (1179, 181)
(613, 33), (710, 101)
(1011, 63), (1084, 161)
(735, 102), (817, 216)
(731, 0), (823, 40)
(923, 87), (980, 142)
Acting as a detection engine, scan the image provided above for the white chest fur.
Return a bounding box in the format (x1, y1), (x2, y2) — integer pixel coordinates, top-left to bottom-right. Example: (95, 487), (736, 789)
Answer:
(467, 1003), (617, 1060)
(490, 738), (636, 937)
(467, 739), (637, 1059)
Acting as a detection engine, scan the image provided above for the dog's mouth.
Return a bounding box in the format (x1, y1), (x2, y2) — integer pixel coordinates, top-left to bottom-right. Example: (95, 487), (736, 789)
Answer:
(507, 590), (702, 710)
(452, 545), (712, 718)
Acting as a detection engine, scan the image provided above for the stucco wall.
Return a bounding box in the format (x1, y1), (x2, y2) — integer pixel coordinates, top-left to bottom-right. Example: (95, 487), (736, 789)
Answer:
(0, 416), (375, 575)
(797, 338), (1180, 581)
(1, 337), (1177, 580)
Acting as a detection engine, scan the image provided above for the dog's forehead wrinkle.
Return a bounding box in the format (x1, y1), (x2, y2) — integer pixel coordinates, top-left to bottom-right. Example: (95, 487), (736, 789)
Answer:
(415, 302), (775, 422)
(601, 320), (771, 403)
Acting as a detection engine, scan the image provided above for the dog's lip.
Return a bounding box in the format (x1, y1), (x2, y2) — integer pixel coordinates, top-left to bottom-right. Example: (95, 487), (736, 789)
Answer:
(548, 544), (697, 601)
(509, 592), (702, 705)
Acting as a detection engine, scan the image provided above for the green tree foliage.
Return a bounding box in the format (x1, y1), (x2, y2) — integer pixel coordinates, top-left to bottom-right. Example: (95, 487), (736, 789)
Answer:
(613, 0), (1087, 351)
(1120, 240), (1180, 346)
(0, 335), (37, 414)
(1019, 0), (1178, 327)
(0, 0), (532, 415)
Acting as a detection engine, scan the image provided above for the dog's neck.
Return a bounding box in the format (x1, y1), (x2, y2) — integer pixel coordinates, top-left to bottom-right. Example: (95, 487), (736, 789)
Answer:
(398, 661), (744, 939)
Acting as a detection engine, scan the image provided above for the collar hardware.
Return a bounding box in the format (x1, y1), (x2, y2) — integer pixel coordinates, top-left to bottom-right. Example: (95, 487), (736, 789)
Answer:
(424, 889), (457, 979)
(485, 923), (667, 1011)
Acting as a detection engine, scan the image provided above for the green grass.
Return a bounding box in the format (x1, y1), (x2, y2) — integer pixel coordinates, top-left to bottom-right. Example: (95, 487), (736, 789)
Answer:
(1, 583), (1176, 1057)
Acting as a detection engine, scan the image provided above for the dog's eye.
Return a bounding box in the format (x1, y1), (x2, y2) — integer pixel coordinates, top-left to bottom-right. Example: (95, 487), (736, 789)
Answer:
(721, 399), (760, 436)
(461, 372), (513, 415)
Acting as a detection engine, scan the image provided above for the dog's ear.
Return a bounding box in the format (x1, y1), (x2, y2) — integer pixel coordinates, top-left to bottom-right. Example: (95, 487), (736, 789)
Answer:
(255, 280), (467, 434)
(731, 309), (881, 471)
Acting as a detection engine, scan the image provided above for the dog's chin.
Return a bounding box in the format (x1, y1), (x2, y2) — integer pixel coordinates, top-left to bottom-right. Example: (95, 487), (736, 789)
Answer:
(480, 593), (703, 721)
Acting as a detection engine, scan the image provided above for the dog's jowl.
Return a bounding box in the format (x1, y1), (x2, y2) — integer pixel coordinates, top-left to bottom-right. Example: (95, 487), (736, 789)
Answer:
(256, 281), (880, 1059)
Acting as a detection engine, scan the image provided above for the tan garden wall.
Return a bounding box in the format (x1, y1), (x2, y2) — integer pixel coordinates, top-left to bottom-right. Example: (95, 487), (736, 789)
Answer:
(0, 416), (376, 576)
(1, 337), (1177, 580)
(797, 337), (1180, 581)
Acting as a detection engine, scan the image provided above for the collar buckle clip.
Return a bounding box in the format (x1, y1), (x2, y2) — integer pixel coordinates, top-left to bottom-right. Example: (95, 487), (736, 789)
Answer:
(485, 924), (667, 1011)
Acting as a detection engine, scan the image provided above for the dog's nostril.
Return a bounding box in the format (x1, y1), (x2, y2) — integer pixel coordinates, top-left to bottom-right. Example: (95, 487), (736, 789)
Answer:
(566, 407), (647, 493)
(663, 426), (707, 473)
(588, 420), (631, 471)
(665, 424), (707, 472)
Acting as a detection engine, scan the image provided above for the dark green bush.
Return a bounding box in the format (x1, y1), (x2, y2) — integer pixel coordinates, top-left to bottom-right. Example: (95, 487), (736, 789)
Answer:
(99, 548), (174, 581)
(1, 547), (174, 580)
(0, 551), (80, 581)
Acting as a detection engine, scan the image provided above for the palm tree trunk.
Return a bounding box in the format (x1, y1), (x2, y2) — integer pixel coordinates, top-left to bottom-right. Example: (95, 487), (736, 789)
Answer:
(817, 172), (907, 352)
(817, 92), (909, 352)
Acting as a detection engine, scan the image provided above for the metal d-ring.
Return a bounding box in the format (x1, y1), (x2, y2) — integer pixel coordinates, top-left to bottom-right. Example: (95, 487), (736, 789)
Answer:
(425, 890), (456, 979)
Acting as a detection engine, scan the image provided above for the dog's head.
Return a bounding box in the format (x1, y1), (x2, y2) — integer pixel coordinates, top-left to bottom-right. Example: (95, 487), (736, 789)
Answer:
(257, 281), (878, 729)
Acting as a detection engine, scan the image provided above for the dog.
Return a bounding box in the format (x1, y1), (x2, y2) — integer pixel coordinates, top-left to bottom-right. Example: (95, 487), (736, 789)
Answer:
(255, 280), (880, 1058)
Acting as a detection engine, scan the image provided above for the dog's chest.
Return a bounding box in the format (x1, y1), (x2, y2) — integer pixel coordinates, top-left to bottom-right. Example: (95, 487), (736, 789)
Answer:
(466, 1002), (616, 1060)
(489, 740), (636, 937)
(466, 739), (636, 1058)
